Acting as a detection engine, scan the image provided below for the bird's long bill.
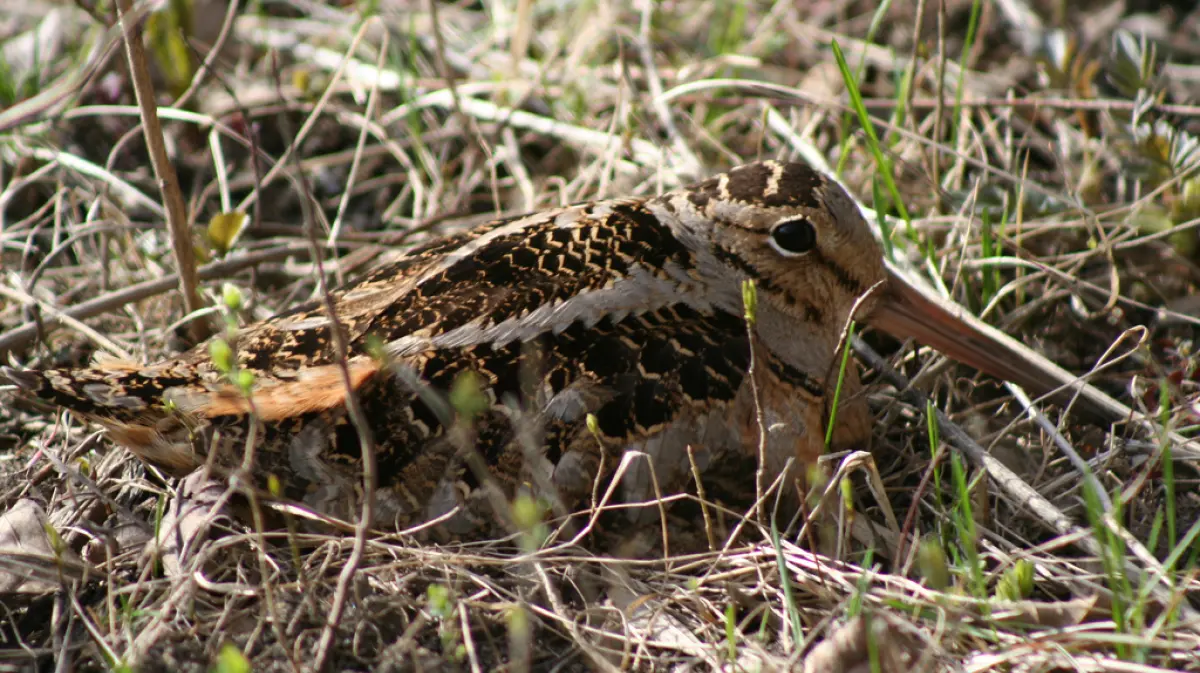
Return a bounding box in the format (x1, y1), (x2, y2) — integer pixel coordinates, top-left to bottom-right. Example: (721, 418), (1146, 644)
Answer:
(867, 268), (1122, 424)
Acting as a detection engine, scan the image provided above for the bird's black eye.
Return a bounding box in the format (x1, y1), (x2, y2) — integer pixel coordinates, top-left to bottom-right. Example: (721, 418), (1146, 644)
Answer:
(769, 218), (817, 257)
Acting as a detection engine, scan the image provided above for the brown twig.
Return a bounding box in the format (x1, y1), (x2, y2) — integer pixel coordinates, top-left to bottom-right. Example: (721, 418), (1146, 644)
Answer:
(853, 336), (1200, 629)
(425, 0), (499, 212)
(114, 0), (208, 344)
(0, 243), (307, 360)
(273, 25), (385, 671)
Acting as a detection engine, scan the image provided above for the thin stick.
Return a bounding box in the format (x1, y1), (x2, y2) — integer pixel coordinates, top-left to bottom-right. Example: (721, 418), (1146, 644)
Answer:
(634, 0), (701, 179)
(114, 0), (207, 343)
(686, 445), (717, 552)
(853, 336), (1200, 629)
(0, 285), (132, 361)
(0, 244), (308, 359)
(297, 22), (385, 671)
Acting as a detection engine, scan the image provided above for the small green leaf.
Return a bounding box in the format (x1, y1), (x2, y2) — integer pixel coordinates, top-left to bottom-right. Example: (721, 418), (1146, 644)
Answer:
(840, 476), (854, 513)
(292, 68), (313, 96)
(507, 603), (529, 638)
(995, 559), (1035, 600)
(221, 283), (244, 312)
(917, 538), (950, 591)
(365, 333), (389, 365)
(145, 0), (197, 99)
(267, 474), (282, 497)
(206, 212), (247, 257)
(209, 339), (234, 374)
(511, 494), (541, 532)
(741, 279), (758, 325)
(512, 493), (549, 551)
(1108, 30), (1158, 99)
(235, 370), (255, 395)
(724, 602), (737, 661)
(449, 371), (489, 421)
(43, 522), (65, 557)
(1128, 205), (1174, 240)
(427, 584), (454, 619)
(214, 643), (251, 673)
(1180, 177), (1200, 217)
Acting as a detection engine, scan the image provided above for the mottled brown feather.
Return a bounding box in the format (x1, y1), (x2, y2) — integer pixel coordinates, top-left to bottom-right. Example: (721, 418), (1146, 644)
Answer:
(4, 159), (889, 536)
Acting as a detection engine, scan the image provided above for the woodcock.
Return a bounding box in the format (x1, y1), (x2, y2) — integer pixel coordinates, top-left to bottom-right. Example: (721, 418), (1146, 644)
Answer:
(4, 160), (1067, 538)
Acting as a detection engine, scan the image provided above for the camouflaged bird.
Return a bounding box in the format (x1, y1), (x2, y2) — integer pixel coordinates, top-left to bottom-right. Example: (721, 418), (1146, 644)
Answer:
(3, 160), (1051, 537)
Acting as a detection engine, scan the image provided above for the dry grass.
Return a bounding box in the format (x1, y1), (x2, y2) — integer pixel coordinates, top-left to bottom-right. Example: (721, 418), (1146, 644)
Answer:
(2, 0), (1200, 670)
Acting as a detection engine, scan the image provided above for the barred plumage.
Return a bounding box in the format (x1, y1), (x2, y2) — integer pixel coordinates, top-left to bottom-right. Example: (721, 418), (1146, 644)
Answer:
(4, 159), (1041, 537)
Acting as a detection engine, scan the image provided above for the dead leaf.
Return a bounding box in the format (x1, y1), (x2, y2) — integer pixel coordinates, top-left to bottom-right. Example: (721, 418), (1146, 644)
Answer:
(155, 470), (232, 577)
(989, 595), (1103, 628)
(803, 613), (930, 673)
(206, 211), (247, 257)
(0, 499), (88, 593)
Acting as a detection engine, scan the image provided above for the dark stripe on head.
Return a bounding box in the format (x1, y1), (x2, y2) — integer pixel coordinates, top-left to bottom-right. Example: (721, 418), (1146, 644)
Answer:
(722, 163), (774, 202)
(811, 249), (866, 296)
(685, 162), (826, 209)
(765, 357), (825, 398)
(711, 246), (824, 324)
(764, 162), (825, 208)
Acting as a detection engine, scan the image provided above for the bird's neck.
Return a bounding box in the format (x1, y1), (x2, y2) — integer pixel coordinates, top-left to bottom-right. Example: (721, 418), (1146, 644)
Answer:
(753, 301), (839, 388)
